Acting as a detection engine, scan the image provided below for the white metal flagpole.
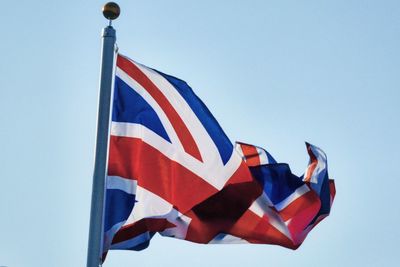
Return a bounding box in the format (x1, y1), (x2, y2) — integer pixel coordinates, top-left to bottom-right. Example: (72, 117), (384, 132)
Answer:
(87, 3), (120, 267)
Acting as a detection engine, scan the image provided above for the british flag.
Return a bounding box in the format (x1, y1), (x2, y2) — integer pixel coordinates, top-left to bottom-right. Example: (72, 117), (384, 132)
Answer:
(102, 54), (336, 261)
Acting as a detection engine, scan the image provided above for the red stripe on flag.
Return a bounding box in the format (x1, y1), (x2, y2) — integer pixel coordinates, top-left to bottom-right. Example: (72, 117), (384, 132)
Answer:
(304, 143), (318, 182)
(230, 210), (297, 249)
(240, 143), (260, 166)
(112, 218), (176, 244)
(108, 136), (218, 213)
(329, 179), (336, 206)
(278, 190), (320, 222)
(280, 190), (321, 244)
(117, 55), (203, 162)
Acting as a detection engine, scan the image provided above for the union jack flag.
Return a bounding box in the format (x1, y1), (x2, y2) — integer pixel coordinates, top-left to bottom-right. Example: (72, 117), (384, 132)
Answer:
(102, 54), (336, 261)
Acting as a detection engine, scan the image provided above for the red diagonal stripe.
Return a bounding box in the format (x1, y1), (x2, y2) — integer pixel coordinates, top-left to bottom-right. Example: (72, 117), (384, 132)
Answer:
(280, 190), (321, 244)
(117, 55), (203, 161)
(230, 210), (296, 249)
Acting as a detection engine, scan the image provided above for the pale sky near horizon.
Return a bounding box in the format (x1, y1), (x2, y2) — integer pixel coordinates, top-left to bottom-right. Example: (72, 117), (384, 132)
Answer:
(1, 1), (399, 266)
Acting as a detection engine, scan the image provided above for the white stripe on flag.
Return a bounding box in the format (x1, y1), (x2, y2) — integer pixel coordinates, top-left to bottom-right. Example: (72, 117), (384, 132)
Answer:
(116, 67), (185, 153)
(256, 147), (269, 164)
(249, 193), (291, 239)
(110, 232), (152, 250)
(274, 184), (310, 211)
(111, 121), (242, 190)
(106, 176), (137, 195)
(306, 144), (327, 195)
(209, 233), (249, 244)
(120, 185), (191, 240)
(234, 143), (245, 160)
(132, 60), (224, 168)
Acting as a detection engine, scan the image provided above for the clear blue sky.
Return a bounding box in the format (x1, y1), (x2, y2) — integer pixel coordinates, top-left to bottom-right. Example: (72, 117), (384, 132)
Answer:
(1, 1), (399, 266)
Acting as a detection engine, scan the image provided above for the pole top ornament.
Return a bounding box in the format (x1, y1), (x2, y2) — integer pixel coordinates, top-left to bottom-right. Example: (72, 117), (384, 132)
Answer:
(102, 2), (120, 20)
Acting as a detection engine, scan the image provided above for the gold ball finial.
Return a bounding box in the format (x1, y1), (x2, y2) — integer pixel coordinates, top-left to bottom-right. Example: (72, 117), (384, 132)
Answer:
(102, 2), (120, 20)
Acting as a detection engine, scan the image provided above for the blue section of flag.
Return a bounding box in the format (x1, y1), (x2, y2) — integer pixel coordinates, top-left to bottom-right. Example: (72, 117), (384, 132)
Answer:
(154, 70), (233, 165)
(104, 189), (136, 232)
(308, 172), (331, 225)
(112, 76), (171, 142)
(266, 150), (277, 164)
(250, 164), (304, 205)
(127, 233), (155, 251)
(318, 175), (331, 214)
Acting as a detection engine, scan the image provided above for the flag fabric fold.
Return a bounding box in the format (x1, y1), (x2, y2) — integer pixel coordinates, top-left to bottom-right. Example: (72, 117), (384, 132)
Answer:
(102, 53), (335, 261)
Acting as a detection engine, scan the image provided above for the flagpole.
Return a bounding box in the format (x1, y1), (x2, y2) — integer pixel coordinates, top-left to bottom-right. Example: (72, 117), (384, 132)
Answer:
(87, 3), (120, 267)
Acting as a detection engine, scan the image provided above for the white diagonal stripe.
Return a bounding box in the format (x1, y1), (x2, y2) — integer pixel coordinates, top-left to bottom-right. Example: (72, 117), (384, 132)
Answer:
(116, 67), (184, 153)
(249, 193), (292, 239)
(274, 184), (310, 211)
(132, 60), (224, 168)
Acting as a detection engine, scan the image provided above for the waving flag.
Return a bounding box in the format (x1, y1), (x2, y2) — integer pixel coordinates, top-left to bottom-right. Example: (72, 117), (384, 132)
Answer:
(102, 54), (335, 261)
